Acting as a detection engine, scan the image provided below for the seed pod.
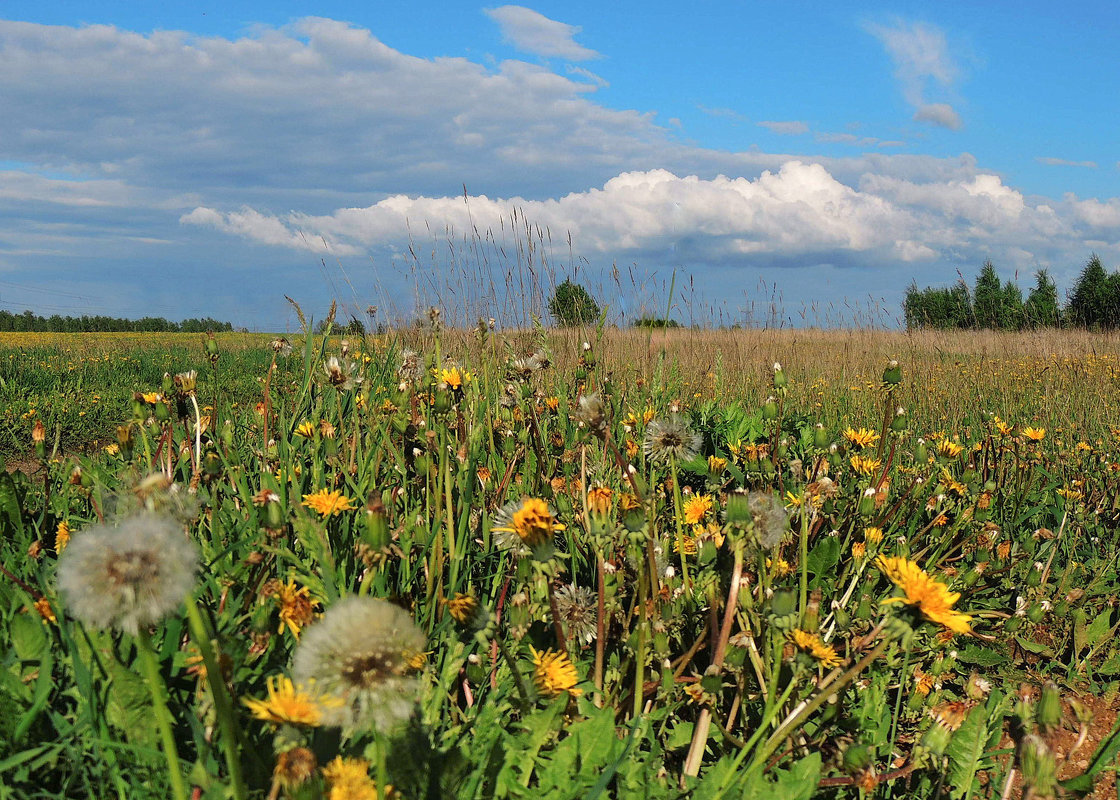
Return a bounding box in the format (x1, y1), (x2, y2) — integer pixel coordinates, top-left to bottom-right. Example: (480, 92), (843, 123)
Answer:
(1026, 603), (1046, 624)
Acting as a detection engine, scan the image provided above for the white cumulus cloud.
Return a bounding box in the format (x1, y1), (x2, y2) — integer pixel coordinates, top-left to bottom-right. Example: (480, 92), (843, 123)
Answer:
(484, 6), (599, 60)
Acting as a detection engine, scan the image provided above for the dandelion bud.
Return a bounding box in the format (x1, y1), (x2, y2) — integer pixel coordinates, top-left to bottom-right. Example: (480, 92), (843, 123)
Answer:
(772, 362), (787, 390)
(265, 498), (286, 530)
(205, 333), (220, 361)
(841, 743), (873, 775)
(761, 396), (778, 420)
(161, 372), (174, 395)
(890, 407), (908, 432)
(922, 719), (955, 760)
(32, 420), (46, 459)
(1037, 681), (1061, 732)
(858, 488), (877, 516)
(770, 588), (797, 618)
(882, 359), (902, 386)
(361, 496), (391, 551)
(1019, 735), (1057, 800)
(154, 399), (171, 424)
(813, 424), (831, 450)
(1025, 563), (1043, 588)
(202, 451), (222, 478)
(116, 425), (134, 461)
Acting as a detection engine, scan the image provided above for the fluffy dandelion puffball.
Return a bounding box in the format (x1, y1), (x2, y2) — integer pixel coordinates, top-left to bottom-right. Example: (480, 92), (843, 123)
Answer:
(292, 596), (427, 733)
(553, 584), (598, 644)
(643, 414), (702, 464)
(57, 514), (198, 635)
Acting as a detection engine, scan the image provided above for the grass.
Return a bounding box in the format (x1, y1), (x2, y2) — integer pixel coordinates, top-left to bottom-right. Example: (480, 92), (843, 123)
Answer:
(2, 319), (1120, 798)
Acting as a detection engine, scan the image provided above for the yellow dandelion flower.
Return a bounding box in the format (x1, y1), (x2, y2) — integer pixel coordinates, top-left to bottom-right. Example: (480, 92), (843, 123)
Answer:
(294, 420), (317, 438)
(682, 493), (713, 525)
(708, 455), (727, 475)
(674, 531), (698, 555)
(273, 579), (320, 638)
(140, 391), (162, 404)
(321, 756), (382, 800)
(994, 418), (1014, 436)
(1022, 427), (1046, 442)
(852, 541), (867, 559)
(438, 367), (471, 390)
(586, 486), (613, 517)
(302, 489), (356, 518)
(843, 427), (880, 449)
(877, 555), (972, 634)
(768, 557), (793, 578)
(850, 455), (882, 476)
(789, 629), (842, 668)
(243, 675), (332, 727)
(863, 527), (884, 545)
(936, 439), (964, 458)
(530, 646), (582, 698)
(446, 592), (480, 626)
(913, 668), (936, 696)
(491, 497), (565, 552)
(55, 521), (71, 553)
(1056, 487), (1084, 502)
(938, 468), (967, 496)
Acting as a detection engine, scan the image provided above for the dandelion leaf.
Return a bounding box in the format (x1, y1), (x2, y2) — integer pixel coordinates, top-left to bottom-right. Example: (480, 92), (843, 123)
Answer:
(945, 692), (1006, 800)
(806, 536), (840, 588)
(104, 651), (161, 754)
(954, 644), (1008, 667)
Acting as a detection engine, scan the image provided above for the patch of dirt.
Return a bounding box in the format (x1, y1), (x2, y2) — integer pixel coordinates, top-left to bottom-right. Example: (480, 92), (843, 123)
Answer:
(993, 688), (1120, 799)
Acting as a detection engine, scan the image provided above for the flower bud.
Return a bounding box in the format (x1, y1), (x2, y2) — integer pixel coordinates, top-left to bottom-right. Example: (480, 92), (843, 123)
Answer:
(882, 359), (902, 386)
(772, 362), (787, 390)
(1037, 681), (1061, 733)
(761, 396), (778, 420)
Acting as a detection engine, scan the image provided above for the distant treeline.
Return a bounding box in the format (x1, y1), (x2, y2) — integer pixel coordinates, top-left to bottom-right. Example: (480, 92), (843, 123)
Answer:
(0, 309), (234, 333)
(904, 255), (1119, 331)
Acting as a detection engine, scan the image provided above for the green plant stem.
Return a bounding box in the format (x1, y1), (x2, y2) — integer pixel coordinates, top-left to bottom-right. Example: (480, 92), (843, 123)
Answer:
(495, 636), (532, 713)
(798, 500), (809, 626)
(669, 456), (690, 589)
(134, 629), (189, 800)
(185, 600), (249, 800)
(886, 640), (914, 762)
(743, 637), (890, 782)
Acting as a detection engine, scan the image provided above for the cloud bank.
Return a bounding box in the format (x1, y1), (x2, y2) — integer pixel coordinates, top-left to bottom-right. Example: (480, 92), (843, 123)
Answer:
(0, 16), (1117, 327)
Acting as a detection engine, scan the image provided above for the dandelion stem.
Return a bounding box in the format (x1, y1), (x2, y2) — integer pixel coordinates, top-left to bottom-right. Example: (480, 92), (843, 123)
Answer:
(134, 628), (189, 800)
(184, 599), (249, 800)
(669, 455), (690, 590)
(886, 639), (913, 762)
(495, 636), (532, 713)
(188, 393), (202, 475)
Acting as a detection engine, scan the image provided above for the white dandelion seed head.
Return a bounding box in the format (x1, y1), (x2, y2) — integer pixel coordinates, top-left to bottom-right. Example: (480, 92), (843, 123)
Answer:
(56, 514), (198, 635)
(643, 414), (701, 464)
(553, 584), (597, 644)
(291, 595), (426, 734)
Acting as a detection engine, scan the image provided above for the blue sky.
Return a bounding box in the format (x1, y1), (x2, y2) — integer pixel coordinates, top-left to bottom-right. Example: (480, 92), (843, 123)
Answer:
(1, 1), (1117, 329)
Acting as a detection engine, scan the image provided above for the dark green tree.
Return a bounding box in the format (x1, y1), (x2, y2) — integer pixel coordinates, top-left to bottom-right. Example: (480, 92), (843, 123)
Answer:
(548, 279), (600, 326)
(1067, 254), (1110, 328)
(973, 261), (1002, 329)
(1024, 269), (1060, 328)
(1000, 279), (1024, 330)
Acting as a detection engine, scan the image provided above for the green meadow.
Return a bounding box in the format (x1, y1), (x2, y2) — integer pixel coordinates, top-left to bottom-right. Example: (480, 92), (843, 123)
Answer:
(3, 319), (1120, 799)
